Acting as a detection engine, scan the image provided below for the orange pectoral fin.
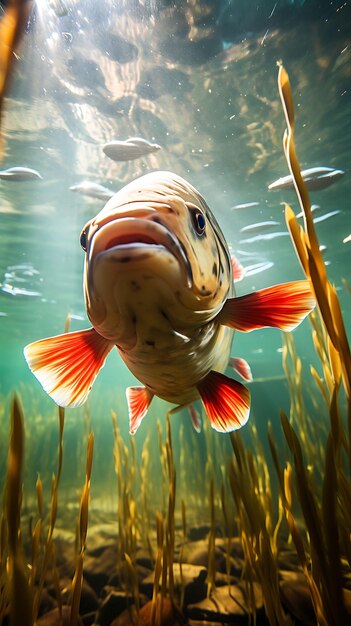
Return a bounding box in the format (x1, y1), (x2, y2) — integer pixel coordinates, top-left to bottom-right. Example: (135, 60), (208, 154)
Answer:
(197, 371), (250, 433)
(24, 328), (114, 407)
(126, 386), (154, 435)
(218, 280), (315, 332)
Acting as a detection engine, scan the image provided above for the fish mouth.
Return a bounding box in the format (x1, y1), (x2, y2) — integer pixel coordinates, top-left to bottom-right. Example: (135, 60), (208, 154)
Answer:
(90, 217), (193, 287)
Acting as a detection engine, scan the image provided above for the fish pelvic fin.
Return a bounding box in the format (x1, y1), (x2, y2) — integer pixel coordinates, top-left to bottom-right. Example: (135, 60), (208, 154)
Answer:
(218, 280), (315, 332)
(197, 371), (250, 433)
(24, 328), (114, 407)
(229, 357), (253, 382)
(126, 386), (154, 435)
(231, 254), (245, 281)
(188, 404), (201, 433)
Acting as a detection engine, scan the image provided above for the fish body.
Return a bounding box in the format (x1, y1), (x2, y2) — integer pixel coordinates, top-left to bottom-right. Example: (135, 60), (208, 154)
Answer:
(24, 171), (315, 434)
(0, 166), (43, 181)
(268, 167), (344, 192)
(69, 181), (114, 201)
(103, 137), (161, 162)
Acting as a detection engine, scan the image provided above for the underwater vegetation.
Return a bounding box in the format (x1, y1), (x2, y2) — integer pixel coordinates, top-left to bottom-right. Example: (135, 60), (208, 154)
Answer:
(0, 64), (351, 626)
(0, 0), (31, 158)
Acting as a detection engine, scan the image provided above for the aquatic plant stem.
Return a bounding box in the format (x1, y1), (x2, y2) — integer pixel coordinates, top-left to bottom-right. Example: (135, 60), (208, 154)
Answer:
(278, 64), (351, 433)
(5, 395), (33, 626)
(70, 431), (94, 626)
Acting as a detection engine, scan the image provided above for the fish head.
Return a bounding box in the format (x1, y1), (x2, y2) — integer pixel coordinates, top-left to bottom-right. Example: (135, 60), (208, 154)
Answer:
(80, 171), (232, 346)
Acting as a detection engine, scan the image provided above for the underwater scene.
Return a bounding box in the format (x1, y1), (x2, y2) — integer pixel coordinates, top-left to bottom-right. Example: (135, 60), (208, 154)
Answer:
(0, 0), (351, 625)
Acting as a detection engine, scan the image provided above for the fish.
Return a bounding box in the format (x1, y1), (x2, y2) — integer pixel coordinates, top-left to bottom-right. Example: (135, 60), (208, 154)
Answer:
(103, 137), (161, 162)
(0, 166), (43, 181)
(312, 210), (340, 224)
(231, 202), (260, 210)
(239, 231), (289, 244)
(243, 261), (274, 277)
(239, 220), (280, 234)
(343, 234), (351, 244)
(69, 181), (114, 201)
(295, 204), (320, 218)
(0, 283), (41, 297)
(268, 167), (345, 192)
(24, 171), (315, 435)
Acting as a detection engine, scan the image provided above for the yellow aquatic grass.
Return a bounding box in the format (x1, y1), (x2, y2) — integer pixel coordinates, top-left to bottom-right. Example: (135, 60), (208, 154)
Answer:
(0, 0), (31, 158)
(5, 396), (33, 626)
(70, 431), (94, 626)
(278, 64), (351, 405)
(124, 551), (140, 617)
(229, 430), (291, 625)
(151, 511), (164, 626)
(206, 478), (216, 597)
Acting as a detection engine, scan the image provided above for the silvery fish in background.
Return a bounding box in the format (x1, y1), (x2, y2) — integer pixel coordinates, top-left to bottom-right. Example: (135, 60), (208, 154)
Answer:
(24, 172), (315, 435)
(239, 220), (280, 234)
(103, 137), (161, 162)
(69, 181), (114, 201)
(0, 166), (43, 181)
(268, 166), (344, 191)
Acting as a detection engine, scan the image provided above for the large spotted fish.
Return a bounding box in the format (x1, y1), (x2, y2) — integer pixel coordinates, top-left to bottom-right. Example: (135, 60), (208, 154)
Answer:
(24, 171), (315, 434)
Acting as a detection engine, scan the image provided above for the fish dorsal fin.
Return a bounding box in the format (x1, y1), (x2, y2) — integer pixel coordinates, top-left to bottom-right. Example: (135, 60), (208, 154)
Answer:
(218, 280), (315, 332)
(231, 254), (245, 282)
(197, 371), (250, 432)
(24, 328), (114, 407)
(126, 386), (154, 434)
(229, 357), (253, 382)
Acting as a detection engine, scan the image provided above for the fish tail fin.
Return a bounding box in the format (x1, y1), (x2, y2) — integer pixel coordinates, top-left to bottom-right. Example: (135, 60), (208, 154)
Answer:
(219, 280), (315, 332)
(197, 370), (250, 432)
(24, 328), (114, 407)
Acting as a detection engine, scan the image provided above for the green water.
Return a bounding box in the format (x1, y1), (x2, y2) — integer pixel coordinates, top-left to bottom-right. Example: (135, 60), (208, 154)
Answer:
(0, 0), (350, 462)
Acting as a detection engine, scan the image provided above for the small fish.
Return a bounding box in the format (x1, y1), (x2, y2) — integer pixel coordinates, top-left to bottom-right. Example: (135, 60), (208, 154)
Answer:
(313, 210), (340, 224)
(231, 201), (260, 210)
(295, 204), (320, 219)
(103, 137), (161, 162)
(240, 231), (289, 244)
(243, 261), (274, 277)
(0, 283), (41, 297)
(70, 181), (114, 201)
(240, 220), (280, 234)
(268, 167), (345, 192)
(0, 166), (43, 181)
(24, 172), (315, 434)
(343, 234), (351, 244)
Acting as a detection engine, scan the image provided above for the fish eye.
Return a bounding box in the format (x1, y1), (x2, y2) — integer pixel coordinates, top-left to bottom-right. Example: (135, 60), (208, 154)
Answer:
(191, 209), (206, 236)
(80, 229), (87, 251)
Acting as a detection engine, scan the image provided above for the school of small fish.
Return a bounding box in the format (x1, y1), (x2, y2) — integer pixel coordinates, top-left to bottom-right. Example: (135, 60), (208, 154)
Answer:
(24, 171), (315, 434)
